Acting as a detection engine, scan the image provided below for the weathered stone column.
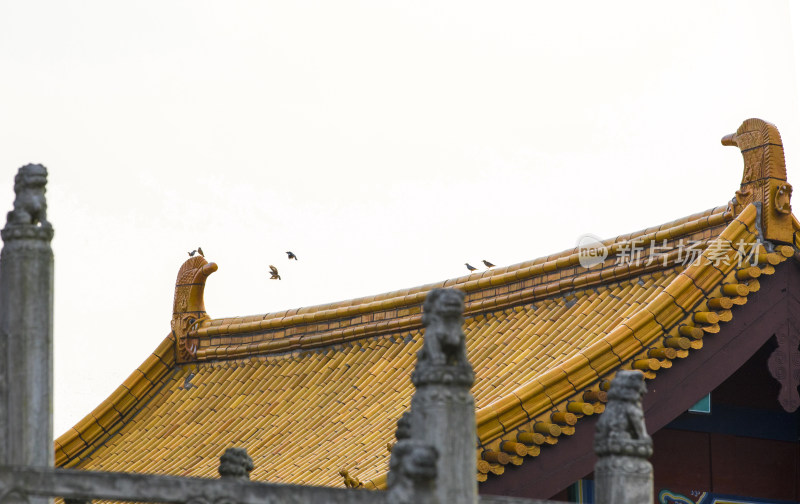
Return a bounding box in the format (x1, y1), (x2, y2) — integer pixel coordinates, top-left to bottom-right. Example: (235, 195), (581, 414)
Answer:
(0, 164), (54, 469)
(386, 411), (438, 504)
(593, 370), (653, 504)
(408, 288), (476, 504)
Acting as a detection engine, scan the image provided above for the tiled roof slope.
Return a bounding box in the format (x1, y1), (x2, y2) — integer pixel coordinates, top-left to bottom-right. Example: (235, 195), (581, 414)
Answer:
(55, 119), (798, 490)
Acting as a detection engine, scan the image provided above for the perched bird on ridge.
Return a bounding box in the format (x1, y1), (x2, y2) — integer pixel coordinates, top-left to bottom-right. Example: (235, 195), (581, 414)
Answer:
(286, 251), (298, 260)
(483, 260), (495, 268)
(198, 247), (205, 257)
(269, 265), (281, 280)
(465, 263), (477, 272)
(188, 250), (197, 257)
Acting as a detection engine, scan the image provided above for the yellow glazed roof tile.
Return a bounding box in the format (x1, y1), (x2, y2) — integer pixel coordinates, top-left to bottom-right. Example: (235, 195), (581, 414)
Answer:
(57, 193), (795, 488)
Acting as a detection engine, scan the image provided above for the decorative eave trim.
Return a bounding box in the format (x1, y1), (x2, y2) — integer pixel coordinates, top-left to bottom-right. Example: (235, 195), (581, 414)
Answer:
(467, 204), (795, 482)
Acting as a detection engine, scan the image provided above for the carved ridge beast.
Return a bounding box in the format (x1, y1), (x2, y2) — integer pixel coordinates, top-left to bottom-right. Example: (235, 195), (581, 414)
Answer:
(172, 256), (217, 362)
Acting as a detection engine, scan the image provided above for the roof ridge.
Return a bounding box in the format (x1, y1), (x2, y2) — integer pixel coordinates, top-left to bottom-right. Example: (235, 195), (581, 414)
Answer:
(188, 205), (732, 360)
(209, 205), (727, 324)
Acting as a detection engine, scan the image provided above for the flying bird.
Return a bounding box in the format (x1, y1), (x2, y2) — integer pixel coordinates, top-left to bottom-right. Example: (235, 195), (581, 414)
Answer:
(286, 251), (298, 260)
(188, 250), (197, 257)
(465, 263), (477, 272)
(269, 265), (281, 280)
(482, 260), (495, 268)
(198, 247), (205, 257)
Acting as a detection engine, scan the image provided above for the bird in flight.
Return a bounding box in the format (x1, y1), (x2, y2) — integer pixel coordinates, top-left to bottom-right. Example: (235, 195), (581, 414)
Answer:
(188, 250), (197, 257)
(198, 247), (205, 257)
(269, 265), (281, 280)
(482, 260), (495, 268)
(286, 251), (298, 260)
(465, 263), (477, 272)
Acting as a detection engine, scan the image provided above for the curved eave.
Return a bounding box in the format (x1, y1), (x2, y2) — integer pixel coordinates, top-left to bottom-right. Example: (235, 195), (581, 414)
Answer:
(55, 334), (177, 467)
(469, 203), (795, 482)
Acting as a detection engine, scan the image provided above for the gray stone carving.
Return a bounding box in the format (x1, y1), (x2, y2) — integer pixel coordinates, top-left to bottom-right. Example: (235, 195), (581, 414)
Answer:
(4, 164), (50, 230)
(0, 464), (569, 504)
(386, 412), (438, 504)
(0, 466), (386, 504)
(593, 370), (653, 504)
(0, 164), (55, 504)
(412, 289), (474, 386)
(594, 370), (652, 458)
(416, 289), (470, 366)
(0, 490), (30, 504)
(218, 448), (254, 479)
(394, 411), (412, 441)
(408, 288), (477, 504)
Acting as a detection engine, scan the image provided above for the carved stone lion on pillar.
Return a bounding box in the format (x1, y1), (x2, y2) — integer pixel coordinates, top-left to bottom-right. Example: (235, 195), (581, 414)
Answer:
(417, 288), (469, 367)
(6, 164), (50, 228)
(594, 370), (652, 459)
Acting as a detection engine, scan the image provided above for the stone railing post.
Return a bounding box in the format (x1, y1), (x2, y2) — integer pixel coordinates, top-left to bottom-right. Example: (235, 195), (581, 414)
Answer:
(386, 411), (438, 504)
(593, 370), (653, 504)
(407, 288), (476, 504)
(0, 164), (54, 472)
(218, 447), (254, 480)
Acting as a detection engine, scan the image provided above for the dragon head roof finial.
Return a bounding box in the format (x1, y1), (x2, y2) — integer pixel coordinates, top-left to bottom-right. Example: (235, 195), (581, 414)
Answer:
(722, 118), (792, 243)
(172, 256), (218, 362)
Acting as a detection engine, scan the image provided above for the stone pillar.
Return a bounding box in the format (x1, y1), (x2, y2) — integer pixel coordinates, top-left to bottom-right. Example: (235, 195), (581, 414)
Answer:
(408, 288), (476, 504)
(593, 370), (653, 504)
(0, 164), (54, 469)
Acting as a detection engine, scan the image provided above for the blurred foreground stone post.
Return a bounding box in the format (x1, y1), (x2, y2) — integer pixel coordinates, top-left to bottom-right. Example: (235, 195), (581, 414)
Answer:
(0, 164), (54, 474)
(386, 411), (438, 504)
(408, 288), (476, 504)
(218, 447), (254, 480)
(593, 370), (653, 504)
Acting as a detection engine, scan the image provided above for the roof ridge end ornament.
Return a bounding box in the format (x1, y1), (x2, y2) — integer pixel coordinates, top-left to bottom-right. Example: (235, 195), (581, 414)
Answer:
(172, 255), (218, 363)
(722, 118), (793, 243)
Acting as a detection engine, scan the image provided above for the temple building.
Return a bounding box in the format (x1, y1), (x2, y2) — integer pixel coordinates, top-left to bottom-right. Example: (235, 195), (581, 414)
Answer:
(56, 119), (800, 503)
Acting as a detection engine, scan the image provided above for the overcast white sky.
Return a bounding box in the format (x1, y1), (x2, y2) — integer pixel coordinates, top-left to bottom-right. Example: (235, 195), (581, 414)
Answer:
(1, 1), (800, 436)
